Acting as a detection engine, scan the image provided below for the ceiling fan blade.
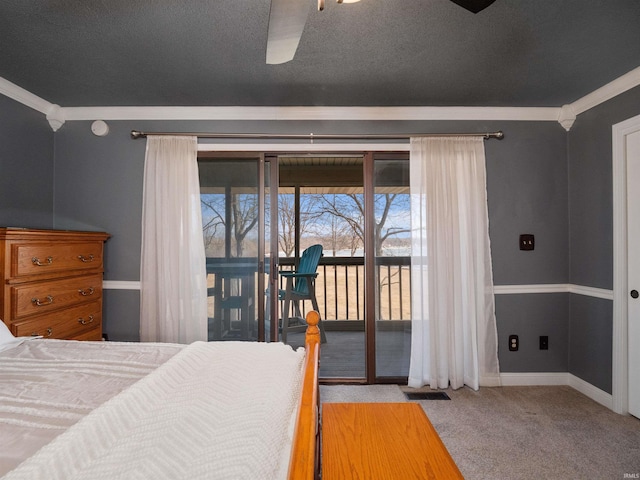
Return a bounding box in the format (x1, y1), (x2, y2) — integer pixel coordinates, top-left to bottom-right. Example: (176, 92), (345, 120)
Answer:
(266, 0), (311, 64)
(449, 0), (496, 13)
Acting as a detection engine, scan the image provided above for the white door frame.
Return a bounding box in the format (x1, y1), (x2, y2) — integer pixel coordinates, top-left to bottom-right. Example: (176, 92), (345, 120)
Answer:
(612, 113), (640, 414)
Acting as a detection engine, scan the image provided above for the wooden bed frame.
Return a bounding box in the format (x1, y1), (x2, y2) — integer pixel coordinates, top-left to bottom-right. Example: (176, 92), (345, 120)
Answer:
(287, 310), (321, 480)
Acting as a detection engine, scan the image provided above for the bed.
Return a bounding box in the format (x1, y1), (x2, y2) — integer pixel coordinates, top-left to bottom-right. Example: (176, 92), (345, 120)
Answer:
(0, 311), (321, 480)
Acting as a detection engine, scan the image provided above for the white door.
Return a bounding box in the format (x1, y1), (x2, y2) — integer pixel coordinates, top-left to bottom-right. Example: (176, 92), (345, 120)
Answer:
(627, 128), (640, 418)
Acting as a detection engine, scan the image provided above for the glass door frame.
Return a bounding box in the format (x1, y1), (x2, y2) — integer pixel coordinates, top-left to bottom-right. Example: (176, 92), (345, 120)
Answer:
(198, 143), (411, 379)
(198, 152), (274, 342)
(363, 152), (376, 383)
(265, 154), (280, 342)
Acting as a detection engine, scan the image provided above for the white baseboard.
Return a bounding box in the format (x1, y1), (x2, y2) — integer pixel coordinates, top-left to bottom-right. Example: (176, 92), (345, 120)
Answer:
(499, 372), (613, 411)
(568, 373), (613, 410)
(480, 373), (503, 387)
(500, 372), (569, 386)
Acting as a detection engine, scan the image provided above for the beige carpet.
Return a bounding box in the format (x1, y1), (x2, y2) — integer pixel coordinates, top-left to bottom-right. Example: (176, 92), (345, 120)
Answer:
(319, 384), (640, 479)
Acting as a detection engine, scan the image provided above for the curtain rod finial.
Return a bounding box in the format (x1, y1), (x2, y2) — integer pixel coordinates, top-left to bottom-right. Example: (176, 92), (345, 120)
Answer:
(131, 130), (144, 139)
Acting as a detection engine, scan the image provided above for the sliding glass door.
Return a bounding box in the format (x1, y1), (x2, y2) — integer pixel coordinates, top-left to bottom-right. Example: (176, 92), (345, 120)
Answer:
(372, 154), (411, 380)
(273, 153), (411, 381)
(198, 154), (277, 342)
(197, 150), (411, 381)
(275, 155), (367, 378)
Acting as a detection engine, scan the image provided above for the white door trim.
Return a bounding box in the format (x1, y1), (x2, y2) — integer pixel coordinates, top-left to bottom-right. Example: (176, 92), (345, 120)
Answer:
(612, 113), (640, 414)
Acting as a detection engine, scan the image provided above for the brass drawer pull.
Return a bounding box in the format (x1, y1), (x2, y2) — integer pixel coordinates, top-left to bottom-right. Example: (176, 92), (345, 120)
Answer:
(78, 315), (94, 325)
(78, 254), (95, 263)
(31, 328), (53, 337)
(31, 295), (54, 306)
(78, 287), (95, 296)
(32, 256), (53, 266)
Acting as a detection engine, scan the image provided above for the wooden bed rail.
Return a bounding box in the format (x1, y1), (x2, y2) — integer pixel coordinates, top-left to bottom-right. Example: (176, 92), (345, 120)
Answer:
(287, 310), (321, 480)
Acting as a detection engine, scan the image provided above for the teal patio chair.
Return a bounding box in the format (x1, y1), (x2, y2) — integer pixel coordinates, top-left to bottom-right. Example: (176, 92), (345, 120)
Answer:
(278, 244), (327, 344)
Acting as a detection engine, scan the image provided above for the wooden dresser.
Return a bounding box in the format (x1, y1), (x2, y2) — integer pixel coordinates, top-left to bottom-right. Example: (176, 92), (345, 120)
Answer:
(0, 228), (110, 341)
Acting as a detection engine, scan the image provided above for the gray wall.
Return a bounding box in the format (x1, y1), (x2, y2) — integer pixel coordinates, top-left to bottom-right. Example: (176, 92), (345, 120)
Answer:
(566, 84), (640, 393)
(55, 119), (569, 284)
(568, 85), (640, 290)
(569, 295), (612, 392)
(496, 293), (569, 372)
(486, 123), (568, 285)
(52, 119), (571, 376)
(485, 122), (569, 374)
(4, 89), (636, 389)
(0, 95), (54, 228)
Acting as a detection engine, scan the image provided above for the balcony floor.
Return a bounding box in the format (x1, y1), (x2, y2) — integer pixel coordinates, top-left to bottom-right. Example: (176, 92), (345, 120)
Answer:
(285, 329), (411, 379)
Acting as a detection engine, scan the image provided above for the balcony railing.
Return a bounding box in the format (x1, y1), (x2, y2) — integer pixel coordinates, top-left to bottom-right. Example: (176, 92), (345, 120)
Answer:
(278, 256), (411, 323)
(205, 255), (411, 336)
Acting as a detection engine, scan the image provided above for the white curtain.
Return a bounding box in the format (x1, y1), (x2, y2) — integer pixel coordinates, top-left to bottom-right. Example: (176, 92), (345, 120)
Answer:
(408, 136), (501, 390)
(140, 135), (208, 343)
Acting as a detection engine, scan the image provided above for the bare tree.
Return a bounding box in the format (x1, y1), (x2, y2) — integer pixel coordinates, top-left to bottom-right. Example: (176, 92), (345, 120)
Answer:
(278, 194), (322, 256)
(231, 193), (258, 257)
(322, 195), (360, 257)
(374, 193), (411, 255)
(202, 190), (409, 258)
(201, 194), (225, 256)
(314, 193), (410, 256)
(278, 195), (297, 256)
(200, 192), (258, 258)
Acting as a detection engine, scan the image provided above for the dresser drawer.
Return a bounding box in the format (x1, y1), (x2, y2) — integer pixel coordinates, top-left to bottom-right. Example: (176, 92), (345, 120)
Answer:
(12, 301), (102, 339)
(11, 274), (103, 320)
(71, 328), (103, 341)
(11, 242), (104, 279)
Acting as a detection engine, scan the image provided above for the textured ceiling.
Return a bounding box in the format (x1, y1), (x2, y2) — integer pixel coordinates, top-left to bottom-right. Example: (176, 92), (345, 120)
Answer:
(1, 0), (639, 108)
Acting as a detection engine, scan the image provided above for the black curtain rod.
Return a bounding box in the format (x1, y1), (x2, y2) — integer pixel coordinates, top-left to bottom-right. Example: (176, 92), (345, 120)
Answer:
(130, 130), (504, 141)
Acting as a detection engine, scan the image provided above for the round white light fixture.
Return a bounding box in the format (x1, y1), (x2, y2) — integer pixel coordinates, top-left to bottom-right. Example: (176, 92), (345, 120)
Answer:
(91, 120), (109, 137)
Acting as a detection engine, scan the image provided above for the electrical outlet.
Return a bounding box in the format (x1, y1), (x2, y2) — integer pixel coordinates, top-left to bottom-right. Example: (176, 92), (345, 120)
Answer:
(508, 335), (519, 351)
(539, 335), (548, 350)
(519, 234), (535, 251)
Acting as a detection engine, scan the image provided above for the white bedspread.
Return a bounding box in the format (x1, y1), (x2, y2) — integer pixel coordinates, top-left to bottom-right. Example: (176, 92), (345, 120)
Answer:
(0, 339), (183, 477)
(2, 340), (305, 480)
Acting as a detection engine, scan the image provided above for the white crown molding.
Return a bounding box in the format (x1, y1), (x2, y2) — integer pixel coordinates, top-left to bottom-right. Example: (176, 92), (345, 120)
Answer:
(0, 77), (66, 131)
(0, 76), (53, 114)
(570, 66), (640, 116)
(61, 105), (560, 122)
(2, 65), (638, 131)
(557, 104), (576, 131)
(45, 104), (66, 132)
